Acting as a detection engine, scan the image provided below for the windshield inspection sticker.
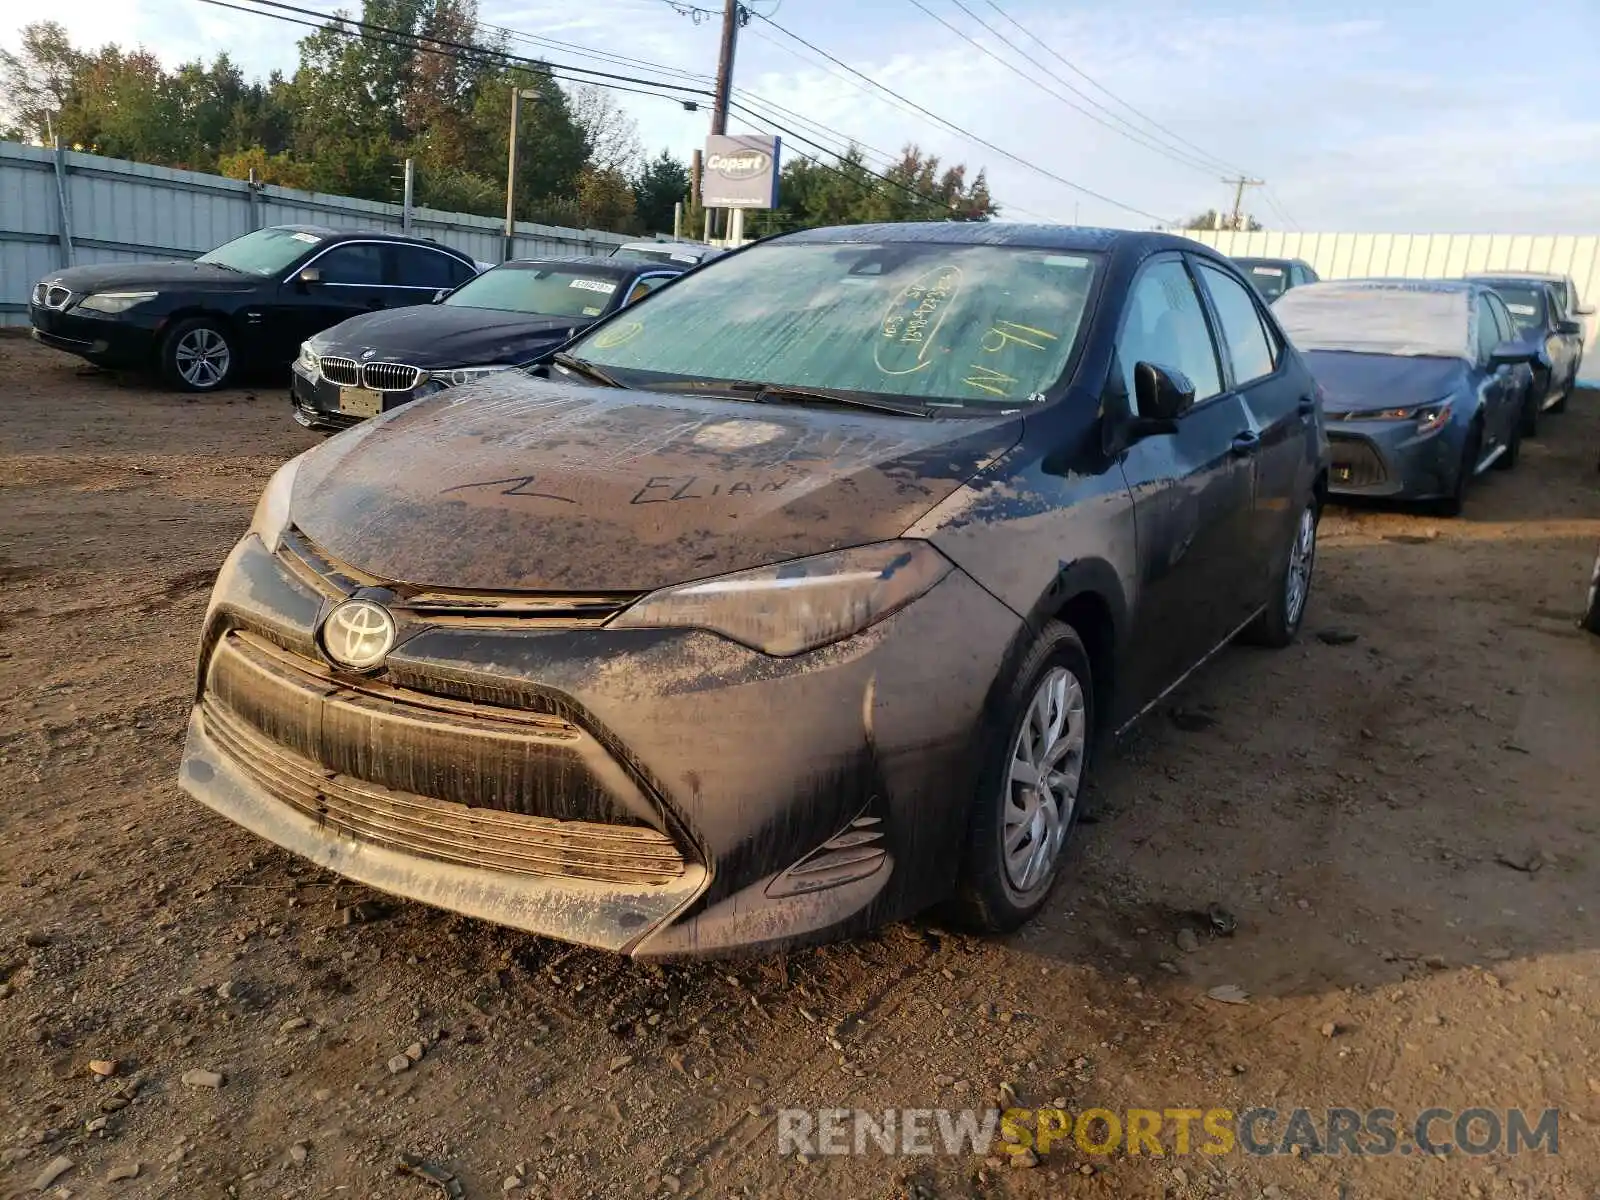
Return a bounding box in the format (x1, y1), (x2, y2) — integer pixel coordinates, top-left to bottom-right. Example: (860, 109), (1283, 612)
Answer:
(569, 278), (617, 294)
(290, 232), (322, 244)
(1254, 266), (1284, 276)
(582, 305), (603, 317)
(1507, 303), (1537, 316)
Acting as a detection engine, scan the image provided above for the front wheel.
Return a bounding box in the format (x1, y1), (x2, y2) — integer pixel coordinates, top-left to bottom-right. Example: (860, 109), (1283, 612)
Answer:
(949, 623), (1094, 933)
(1494, 417), (1521, 471)
(1582, 549), (1600, 636)
(160, 317), (235, 392)
(1520, 370), (1544, 438)
(1244, 496), (1319, 648)
(1435, 420), (1482, 518)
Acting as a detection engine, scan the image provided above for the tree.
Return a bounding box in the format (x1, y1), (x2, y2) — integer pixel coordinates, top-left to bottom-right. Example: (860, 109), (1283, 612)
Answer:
(0, 22), (84, 143)
(218, 145), (315, 189)
(766, 143), (998, 233)
(1183, 208), (1262, 232)
(567, 83), (641, 176)
(632, 150), (689, 235)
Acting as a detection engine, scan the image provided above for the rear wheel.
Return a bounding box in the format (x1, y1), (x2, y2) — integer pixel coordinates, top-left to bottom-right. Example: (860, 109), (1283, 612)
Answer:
(1521, 369), (1545, 437)
(1494, 417), (1521, 471)
(950, 623), (1094, 933)
(1244, 496), (1319, 648)
(1548, 364), (1570, 413)
(160, 317), (234, 392)
(1582, 549), (1600, 636)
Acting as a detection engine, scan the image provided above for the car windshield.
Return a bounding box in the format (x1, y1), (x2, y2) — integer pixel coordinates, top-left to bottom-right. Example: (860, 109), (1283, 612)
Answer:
(1240, 262), (1289, 299)
(1483, 283), (1546, 332)
(196, 227), (324, 275)
(443, 265), (624, 317)
(1275, 284), (1471, 359)
(571, 240), (1101, 407)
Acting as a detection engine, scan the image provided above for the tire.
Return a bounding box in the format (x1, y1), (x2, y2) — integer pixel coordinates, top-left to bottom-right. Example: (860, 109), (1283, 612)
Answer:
(949, 622), (1095, 933)
(1582, 549), (1600, 637)
(160, 317), (235, 392)
(1494, 417), (1520, 471)
(1434, 420), (1482, 518)
(1548, 369), (1569, 414)
(1243, 495), (1319, 648)
(1520, 370), (1544, 438)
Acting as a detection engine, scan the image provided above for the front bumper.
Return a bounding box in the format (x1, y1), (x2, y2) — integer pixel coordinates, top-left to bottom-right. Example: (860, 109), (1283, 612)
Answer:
(28, 305), (159, 367)
(178, 532), (1023, 957)
(1326, 418), (1460, 500)
(291, 362), (426, 431)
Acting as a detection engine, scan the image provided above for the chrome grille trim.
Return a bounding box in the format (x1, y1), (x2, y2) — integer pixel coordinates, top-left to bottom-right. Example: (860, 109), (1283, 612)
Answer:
(34, 283), (73, 310)
(361, 361), (424, 392)
(318, 356), (361, 386)
(201, 698), (686, 885)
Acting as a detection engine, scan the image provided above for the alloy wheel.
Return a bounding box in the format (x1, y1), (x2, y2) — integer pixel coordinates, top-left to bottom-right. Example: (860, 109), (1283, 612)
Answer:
(175, 327), (231, 389)
(1002, 666), (1087, 893)
(1284, 503), (1317, 628)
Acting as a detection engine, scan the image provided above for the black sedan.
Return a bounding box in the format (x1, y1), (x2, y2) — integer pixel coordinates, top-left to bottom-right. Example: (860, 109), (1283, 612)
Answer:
(27, 226), (479, 392)
(179, 223), (1329, 957)
(290, 256), (686, 432)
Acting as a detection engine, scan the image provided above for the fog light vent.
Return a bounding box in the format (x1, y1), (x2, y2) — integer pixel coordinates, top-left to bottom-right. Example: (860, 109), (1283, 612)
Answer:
(766, 814), (888, 899)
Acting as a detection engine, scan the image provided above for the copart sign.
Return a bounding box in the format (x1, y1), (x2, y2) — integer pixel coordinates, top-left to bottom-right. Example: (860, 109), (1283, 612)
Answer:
(701, 134), (781, 209)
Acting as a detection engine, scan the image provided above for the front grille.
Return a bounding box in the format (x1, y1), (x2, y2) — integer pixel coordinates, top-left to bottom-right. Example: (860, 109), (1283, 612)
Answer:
(203, 699), (685, 884)
(361, 361), (424, 392)
(319, 356), (361, 386)
(276, 528), (641, 628)
(206, 629), (655, 827)
(1328, 434), (1388, 488)
(33, 283), (72, 310)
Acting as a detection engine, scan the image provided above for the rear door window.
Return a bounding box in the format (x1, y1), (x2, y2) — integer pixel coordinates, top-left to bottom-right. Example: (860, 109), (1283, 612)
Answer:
(387, 245), (466, 290)
(1197, 262), (1277, 385)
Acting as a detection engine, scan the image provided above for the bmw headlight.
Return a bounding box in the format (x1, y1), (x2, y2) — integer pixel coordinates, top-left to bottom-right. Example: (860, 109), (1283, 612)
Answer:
(296, 341), (321, 377)
(608, 540), (954, 657)
(248, 455), (303, 553)
(438, 365), (512, 387)
(76, 291), (158, 314)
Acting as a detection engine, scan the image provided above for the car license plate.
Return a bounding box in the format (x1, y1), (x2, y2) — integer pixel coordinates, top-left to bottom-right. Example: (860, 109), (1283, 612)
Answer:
(338, 386), (383, 417)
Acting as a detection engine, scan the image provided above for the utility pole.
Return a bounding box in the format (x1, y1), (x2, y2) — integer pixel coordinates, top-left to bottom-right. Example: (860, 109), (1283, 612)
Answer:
(504, 86), (523, 262)
(710, 0), (742, 137)
(1222, 175), (1264, 231)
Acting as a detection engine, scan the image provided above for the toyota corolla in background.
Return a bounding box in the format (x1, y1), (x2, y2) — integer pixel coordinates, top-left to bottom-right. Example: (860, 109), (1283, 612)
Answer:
(28, 226), (480, 392)
(1467, 274), (1585, 425)
(1274, 280), (1534, 515)
(1231, 256), (1320, 303)
(291, 256), (688, 431)
(179, 223), (1328, 958)
(608, 240), (722, 267)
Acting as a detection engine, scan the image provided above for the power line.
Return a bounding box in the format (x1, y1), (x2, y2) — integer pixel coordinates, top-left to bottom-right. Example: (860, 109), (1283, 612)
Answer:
(203, 0), (979, 222)
(753, 11), (1173, 223)
(980, 0), (1250, 177)
(923, 0), (1244, 178)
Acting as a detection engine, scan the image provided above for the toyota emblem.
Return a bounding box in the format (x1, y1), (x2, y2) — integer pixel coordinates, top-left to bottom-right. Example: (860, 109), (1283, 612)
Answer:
(320, 599), (396, 670)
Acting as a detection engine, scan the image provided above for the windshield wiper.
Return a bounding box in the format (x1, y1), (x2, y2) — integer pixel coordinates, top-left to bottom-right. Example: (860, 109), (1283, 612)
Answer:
(551, 352), (626, 388)
(726, 381), (933, 418)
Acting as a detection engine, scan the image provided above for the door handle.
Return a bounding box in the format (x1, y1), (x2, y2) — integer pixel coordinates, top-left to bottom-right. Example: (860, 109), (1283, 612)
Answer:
(1230, 430), (1261, 457)
(1297, 395), (1317, 416)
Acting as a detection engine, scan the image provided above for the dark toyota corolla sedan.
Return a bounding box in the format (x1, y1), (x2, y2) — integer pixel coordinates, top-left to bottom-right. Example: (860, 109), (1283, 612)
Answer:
(1231, 256), (1319, 303)
(1274, 280), (1534, 515)
(28, 226), (480, 392)
(1467, 274), (1586, 426)
(291, 256), (687, 431)
(178, 224), (1329, 958)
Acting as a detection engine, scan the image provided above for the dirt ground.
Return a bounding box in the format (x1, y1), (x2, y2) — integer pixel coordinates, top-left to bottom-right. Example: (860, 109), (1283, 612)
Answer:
(2, 331), (1598, 1200)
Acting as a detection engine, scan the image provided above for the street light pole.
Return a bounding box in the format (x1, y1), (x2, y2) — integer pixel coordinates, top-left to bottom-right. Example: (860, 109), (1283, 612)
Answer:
(503, 86), (523, 263)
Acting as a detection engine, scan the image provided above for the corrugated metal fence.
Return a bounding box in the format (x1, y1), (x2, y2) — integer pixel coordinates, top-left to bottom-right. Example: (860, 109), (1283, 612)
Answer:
(1183, 229), (1600, 383)
(0, 140), (630, 324)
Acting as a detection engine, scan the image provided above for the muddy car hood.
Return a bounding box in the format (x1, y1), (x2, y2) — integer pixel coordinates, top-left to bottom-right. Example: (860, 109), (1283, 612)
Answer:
(1306, 351), (1469, 413)
(289, 374), (1023, 592)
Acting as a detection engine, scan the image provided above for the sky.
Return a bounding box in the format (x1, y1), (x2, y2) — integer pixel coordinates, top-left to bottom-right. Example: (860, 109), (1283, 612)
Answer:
(4, 0), (1599, 233)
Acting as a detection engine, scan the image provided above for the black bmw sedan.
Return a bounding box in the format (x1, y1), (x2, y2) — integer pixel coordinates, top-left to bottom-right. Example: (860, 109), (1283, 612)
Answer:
(290, 256), (687, 432)
(27, 226), (479, 392)
(179, 224), (1329, 958)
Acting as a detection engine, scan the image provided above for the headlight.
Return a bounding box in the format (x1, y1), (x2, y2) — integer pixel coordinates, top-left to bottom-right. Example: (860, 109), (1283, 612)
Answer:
(1346, 399), (1452, 434)
(76, 291), (158, 314)
(249, 456), (303, 553)
(608, 540), (954, 657)
(437, 365), (511, 387)
(296, 342), (321, 376)
(1414, 400), (1452, 434)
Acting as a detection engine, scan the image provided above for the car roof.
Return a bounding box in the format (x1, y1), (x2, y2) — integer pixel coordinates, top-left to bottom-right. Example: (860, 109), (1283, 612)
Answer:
(267, 225), (473, 258)
(1317, 277), (1481, 295)
(617, 240), (711, 251)
(1465, 272), (1560, 287)
(1233, 256), (1303, 266)
(771, 221), (1199, 255)
(497, 255), (681, 277)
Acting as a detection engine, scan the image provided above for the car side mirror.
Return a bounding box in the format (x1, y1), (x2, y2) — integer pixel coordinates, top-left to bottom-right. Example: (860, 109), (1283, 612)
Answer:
(1557, 318), (1582, 336)
(296, 266), (321, 288)
(432, 288), (448, 303)
(1489, 341), (1536, 368)
(1134, 361), (1196, 424)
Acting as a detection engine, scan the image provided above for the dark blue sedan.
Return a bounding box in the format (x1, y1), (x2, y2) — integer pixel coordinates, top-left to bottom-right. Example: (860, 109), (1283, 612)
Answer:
(1274, 280), (1536, 515)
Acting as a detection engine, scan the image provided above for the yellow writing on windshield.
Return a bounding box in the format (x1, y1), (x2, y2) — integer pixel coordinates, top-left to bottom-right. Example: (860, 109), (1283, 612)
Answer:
(875, 265), (964, 377)
(591, 320), (644, 351)
(982, 320), (1056, 354)
(962, 364), (1020, 397)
